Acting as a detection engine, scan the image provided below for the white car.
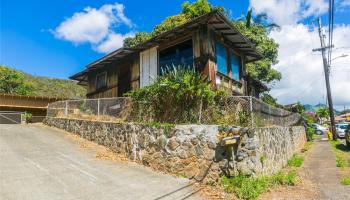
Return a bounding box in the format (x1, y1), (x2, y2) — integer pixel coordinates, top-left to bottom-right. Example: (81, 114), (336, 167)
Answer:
(336, 123), (348, 138)
(312, 123), (329, 135)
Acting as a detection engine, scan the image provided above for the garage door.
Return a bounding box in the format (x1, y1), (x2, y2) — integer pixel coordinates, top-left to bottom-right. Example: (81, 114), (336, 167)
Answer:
(0, 111), (24, 124)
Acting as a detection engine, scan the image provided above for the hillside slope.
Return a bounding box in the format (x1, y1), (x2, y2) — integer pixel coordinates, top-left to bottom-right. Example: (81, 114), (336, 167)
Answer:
(24, 74), (86, 99)
(0, 65), (86, 99)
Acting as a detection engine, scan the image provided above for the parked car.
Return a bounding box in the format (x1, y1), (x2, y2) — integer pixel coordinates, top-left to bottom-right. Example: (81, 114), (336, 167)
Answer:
(335, 123), (348, 138)
(312, 123), (329, 135)
(345, 124), (350, 147)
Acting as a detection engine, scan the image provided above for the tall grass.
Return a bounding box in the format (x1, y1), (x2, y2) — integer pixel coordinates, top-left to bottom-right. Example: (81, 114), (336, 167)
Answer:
(221, 170), (297, 200)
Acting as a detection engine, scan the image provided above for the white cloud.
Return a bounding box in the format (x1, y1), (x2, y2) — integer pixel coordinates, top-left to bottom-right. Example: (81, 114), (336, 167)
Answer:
(340, 0), (350, 7)
(95, 32), (134, 53)
(269, 24), (350, 108)
(249, 0), (350, 109)
(249, 0), (328, 25)
(52, 2), (133, 53)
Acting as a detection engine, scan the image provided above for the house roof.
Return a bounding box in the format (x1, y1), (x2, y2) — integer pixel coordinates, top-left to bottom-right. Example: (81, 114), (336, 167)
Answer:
(70, 10), (263, 83)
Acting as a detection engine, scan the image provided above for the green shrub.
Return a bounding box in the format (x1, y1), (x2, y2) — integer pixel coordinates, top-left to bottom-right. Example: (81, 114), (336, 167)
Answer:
(24, 112), (32, 123)
(220, 171), (297, 200)
(287, 154), (304, 167)
(335, 155), (346, 168)
(271, 170), (297, 186)
(341, 176), (350, 185)
(126, 66), (215, 123)
(306, 126), (315, 141)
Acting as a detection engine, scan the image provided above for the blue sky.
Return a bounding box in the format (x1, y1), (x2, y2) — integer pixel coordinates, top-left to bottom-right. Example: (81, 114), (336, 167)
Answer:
(1, 0), (350, 107)
(0, 0), (250, 78)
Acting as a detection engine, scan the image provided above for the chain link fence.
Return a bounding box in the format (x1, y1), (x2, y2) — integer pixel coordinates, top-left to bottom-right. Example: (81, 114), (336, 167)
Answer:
(47, 96), (301, 127)
(47, 98), (132, 122)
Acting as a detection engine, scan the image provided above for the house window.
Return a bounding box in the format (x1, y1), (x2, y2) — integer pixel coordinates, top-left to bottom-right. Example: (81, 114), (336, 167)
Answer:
(96, 72), (107, 90)
(230, 52), (241, 81)
(215, 41), (228, 75)
(216, 40), (241, 81)
(159, 39), (193, 74)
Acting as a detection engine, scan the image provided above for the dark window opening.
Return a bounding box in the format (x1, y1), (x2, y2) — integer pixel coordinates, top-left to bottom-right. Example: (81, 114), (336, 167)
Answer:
(96, 72), (107, 90)
(159, 39), (193, 74)
(118, 65), (131, 97)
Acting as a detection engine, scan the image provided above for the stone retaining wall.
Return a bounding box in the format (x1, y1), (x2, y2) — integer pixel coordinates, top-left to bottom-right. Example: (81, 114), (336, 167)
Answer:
(44, 117), (306, 181)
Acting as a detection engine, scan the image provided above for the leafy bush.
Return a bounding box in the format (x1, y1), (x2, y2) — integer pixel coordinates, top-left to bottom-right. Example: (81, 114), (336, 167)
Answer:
(126, 66), (215, 123)
(306, 126), (315, 141)
(341, 176), (350, 185)
(24, 112), (32, 123)
(123, 0), (213, 47)
(330, 140), (350, 168)
(287, 154), (304, 167)
(0, 65), (33, 95)
(221, 171), (297, 200)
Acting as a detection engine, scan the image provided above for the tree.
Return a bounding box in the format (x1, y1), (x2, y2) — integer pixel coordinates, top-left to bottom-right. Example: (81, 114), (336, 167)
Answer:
(316, 107), (329, 124)
(123, 32), (152, 48)
(0, 65), (33, 95)
(123, 0), (213, 47)
(232, 11), (281, 84)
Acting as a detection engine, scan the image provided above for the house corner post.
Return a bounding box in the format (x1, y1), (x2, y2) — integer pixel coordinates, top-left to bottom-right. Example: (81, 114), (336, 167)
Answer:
(250, 96), (254, 127)
(97, 98), (100, 117)
(65, 101), (68, 117)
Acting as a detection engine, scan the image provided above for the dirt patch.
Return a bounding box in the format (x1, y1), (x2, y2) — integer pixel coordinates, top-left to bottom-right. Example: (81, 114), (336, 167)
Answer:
(259, 170), (318, 200)
(196, 183), (237, 200)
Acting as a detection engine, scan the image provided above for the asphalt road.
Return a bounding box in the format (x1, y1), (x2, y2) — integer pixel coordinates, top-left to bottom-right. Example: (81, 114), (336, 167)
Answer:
(0, 124), (201, 200)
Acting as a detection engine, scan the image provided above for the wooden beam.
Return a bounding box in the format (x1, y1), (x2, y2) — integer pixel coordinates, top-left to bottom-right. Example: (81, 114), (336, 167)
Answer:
(222, 32), (238, 36)
(208, 21), (224, 25)
(214, 27), (231, 31)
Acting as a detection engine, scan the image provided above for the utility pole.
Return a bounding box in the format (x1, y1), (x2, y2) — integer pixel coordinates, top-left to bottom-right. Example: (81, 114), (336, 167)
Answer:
(313, 18), (337, 140)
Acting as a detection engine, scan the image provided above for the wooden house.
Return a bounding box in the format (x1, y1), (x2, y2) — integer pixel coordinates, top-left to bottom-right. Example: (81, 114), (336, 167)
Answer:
(70, 10), (263, 98)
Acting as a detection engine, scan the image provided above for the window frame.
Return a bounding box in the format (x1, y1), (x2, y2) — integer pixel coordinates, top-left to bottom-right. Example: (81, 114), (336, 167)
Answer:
(229, 49), (242, 81)
(157, 38), (194, 75)
(215, 39), (242, 82)
(215, 41), (229, 76)
(95, 71), (107, 90)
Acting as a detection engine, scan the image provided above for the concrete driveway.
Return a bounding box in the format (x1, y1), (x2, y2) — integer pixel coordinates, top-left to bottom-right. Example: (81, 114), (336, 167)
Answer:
(0, 124), (201, 200)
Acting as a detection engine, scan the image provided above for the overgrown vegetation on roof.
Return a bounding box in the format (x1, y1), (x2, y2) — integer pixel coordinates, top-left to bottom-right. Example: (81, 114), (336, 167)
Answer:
(0, 65), (86, 98)
(123, 0), (214, 48)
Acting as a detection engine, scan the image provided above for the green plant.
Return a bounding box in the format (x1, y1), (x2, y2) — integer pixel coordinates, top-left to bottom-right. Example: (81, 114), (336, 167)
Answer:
(287, 154), (304, 167)
(123, 0), (213, 47)
(220, 171), (297, 200)
(335, 155), (346, 168)
(126, 66), (215, 123)
(0, 65), (85, 98)
(0, 65), (33, 95)
(24, 112), (32, 123)
(260, 155), (267, 164)
(341, 176), (350, 185)
(271, 170), (297, 186)
(330, 140), (350, 168)
(306, 126), (315, 141)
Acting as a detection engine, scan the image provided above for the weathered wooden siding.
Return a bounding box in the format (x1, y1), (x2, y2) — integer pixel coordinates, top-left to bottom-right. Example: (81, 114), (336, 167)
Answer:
(87, 54), (140, 98)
